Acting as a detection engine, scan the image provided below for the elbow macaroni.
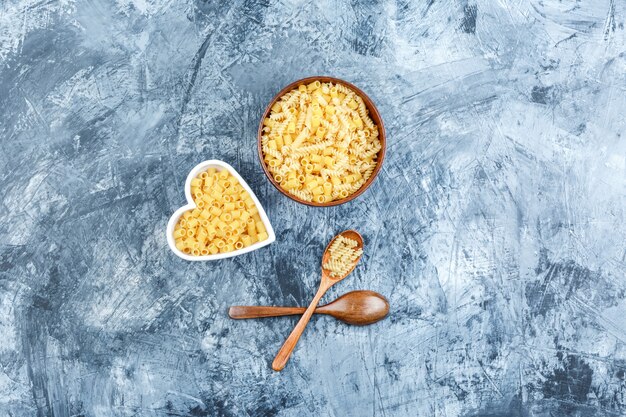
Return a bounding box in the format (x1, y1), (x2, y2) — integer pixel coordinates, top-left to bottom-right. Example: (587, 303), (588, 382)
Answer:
(173, 168), (268, 256)
(261, 81), (381, 203)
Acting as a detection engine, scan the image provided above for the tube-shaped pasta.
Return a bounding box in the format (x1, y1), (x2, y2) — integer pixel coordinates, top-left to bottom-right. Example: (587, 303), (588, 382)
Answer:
(284, 179), (299, 190)
(304, 179), (317, 190)
(247, 218), (256, 235)
(212, 182), (224, 193)
(311, 186), (324, 196)
(241, 235), (253, 247)
(210, 189), (222, 200)
(307, 80), (321, 91)
(173, 167), (269, 256)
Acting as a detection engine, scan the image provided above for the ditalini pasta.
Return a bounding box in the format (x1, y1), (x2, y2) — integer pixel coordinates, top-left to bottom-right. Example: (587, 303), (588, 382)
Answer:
(173, 168), (268, 255)
(261, 81), (381, 203)
(323, 235), (363, 277)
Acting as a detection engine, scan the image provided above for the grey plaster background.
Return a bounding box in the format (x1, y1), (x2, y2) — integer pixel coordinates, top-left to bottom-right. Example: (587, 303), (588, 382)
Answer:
(1, 0), (626, 416)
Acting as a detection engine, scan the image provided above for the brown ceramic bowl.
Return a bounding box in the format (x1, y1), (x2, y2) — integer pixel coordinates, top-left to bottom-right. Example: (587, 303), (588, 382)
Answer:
(257, 76), (386, 207)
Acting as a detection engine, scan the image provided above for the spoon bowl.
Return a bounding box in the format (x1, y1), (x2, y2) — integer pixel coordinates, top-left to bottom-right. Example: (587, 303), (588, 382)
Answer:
(321, 230), (364, 283)
(317, 290), (388, 325)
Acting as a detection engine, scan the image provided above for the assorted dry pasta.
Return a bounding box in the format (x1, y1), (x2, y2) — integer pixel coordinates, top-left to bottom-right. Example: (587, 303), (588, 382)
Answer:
(171, 78), (382, 263)
(323, 235), (363, 277)
(173, 168), (268, 256)
(169, 78), (381, 376)
(260, 80), (381, 203)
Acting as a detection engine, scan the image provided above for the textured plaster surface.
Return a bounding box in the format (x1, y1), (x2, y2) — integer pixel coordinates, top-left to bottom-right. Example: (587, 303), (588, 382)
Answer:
(1, 1), (626, 416)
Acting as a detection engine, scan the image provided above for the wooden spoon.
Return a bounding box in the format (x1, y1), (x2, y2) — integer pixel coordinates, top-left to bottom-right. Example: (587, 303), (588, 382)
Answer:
(229, 290), (389, 325)
(271, 230), (364, 371)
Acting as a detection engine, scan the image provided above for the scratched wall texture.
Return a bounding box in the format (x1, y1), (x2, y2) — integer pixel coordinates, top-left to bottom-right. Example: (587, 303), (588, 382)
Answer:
(1, 0), (625, 416)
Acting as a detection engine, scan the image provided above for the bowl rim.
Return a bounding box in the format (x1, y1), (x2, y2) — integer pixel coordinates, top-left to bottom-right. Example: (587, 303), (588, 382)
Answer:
(257, 75), (386, 207)
(166, 159), (276, 261)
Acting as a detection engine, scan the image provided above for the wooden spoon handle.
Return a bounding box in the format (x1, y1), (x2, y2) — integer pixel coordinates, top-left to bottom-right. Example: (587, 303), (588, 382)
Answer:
(272, 285), (328, 371)
(228, 306), (306, 319)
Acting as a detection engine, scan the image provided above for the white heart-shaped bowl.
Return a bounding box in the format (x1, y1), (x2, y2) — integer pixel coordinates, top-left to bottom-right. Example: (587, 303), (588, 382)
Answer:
(166, 160), (276, 261)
